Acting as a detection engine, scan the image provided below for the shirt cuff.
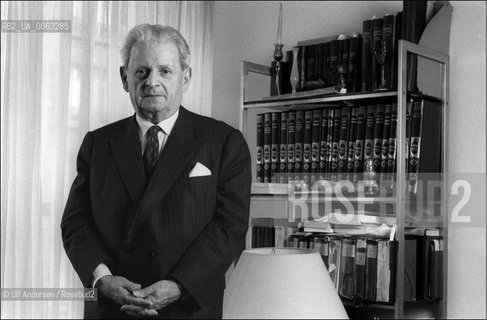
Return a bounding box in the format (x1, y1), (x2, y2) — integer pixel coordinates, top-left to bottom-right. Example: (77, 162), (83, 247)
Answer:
(91, 263), (112, 288)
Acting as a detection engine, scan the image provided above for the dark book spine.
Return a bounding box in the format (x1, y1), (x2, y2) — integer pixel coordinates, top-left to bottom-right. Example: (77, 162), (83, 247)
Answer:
(287, 111), (296, 183)
(294, 111), (305, 181)
(404, 0), (427, 92)
(298, 45), (307, 91)
(279, 112), (288, 184)
(338, 238), (356, 300)
(361, 19), (372, 92)
(305, 44), (317, 88)
(330, 108), (342, 182)
(324, 42), (332, 87)
(316, 43), (325, 88)
(263, 113), (272, 183)
(271, 112), (281, 183)
(348, 35), (362, 93)
(380, 104), (392, 187)
(346, 107), (358, 184)
(382, 14), (395, 90)
(311, 109), (322, 185)
(341, 38), (350, 91)
(325, 109), (335, 180)
(319, 109), (330, 180)
(387, 103), (398, 180)
(354, 238), (367, 301)
(302, 110), (313, 184)
(330, 40), (340, 89)
(337, 107), (351, 182)
(371, 17), (384, 90)
(363, 105), (376, 174)
(372, 104), (385, 175)
(392, 12), (402, 90)
(256, 113), (264, 183)
(353, 106), (366, 184)
(365, 239), (378, 301)
(408, 99), (424, 193)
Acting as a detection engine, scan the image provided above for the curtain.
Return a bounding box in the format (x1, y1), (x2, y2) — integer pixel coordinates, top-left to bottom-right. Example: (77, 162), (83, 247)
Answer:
(0, 1), (214, 318)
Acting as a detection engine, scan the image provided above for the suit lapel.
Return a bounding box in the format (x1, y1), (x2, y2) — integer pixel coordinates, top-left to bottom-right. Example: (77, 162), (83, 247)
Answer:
(110, 116), (146, 206)
(126, 107), (197, 239)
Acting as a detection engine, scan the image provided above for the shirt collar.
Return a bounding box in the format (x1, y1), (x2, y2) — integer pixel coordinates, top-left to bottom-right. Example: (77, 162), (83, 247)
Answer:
(135, 108), (180, 139)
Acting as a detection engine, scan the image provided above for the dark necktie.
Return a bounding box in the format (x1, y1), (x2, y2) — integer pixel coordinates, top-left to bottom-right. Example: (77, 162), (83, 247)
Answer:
(143, 125), (162, 181)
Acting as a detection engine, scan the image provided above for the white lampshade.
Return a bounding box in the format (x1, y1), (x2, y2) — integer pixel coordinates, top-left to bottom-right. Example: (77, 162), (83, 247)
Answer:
(223, 248), (349, 319)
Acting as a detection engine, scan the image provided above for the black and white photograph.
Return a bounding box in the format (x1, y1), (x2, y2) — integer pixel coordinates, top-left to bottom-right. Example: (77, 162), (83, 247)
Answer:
(1, 1), (485, 319)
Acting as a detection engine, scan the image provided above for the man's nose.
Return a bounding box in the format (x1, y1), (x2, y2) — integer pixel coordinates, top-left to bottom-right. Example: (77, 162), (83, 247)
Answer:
(145, 69), (161, 88)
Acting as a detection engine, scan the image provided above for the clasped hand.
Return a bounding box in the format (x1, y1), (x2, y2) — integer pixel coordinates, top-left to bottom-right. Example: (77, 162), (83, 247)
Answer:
(96, 276), (181, 317)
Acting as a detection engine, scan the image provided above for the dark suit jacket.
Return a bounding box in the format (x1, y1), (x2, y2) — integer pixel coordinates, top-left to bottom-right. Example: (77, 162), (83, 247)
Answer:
(61, 106), (251, 319)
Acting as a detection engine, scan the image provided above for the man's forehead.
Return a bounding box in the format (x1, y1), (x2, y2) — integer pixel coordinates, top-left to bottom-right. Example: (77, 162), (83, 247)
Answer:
(128, 40), (179, 65)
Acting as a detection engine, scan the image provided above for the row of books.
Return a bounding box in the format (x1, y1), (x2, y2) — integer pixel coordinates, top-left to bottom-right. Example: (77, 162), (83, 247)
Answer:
(278, 11), (402, 94)
(251, 219), (443, 304)
(256, 99), (441, 193)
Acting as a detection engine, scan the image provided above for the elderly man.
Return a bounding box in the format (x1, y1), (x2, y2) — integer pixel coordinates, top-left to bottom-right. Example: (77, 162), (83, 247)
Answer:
(61, 24), (251, 319)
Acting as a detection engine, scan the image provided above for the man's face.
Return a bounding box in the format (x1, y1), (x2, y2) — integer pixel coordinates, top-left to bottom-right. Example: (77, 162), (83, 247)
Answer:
(121, 40), (191, 123)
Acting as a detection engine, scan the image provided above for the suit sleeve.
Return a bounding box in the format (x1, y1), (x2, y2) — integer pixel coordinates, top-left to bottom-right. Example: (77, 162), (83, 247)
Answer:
(60, 132), (113, 287)
(169, 129), (251, 309)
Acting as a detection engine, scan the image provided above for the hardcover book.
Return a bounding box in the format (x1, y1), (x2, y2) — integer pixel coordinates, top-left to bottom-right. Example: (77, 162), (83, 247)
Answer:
(256, 113), (264, 182)
(319, 109), (330, 180)
(330, 108), (342, 181)
(376, 240), (396, 303)
(340, 38), (350, 90)
(387, 104), (398, 180)
(353, 106), (367, 184)
(348, 34), (362, 93)
(346, 107), (358, 186)
(263, 113), (272, 183)
(361, 19), (372, 92)
(379, 104), (392, 188)
(363, 105), (376, 176)
(372, 104), (385, 175)
(365, 238), (378, 301)
(279, 112), (288, 184)
(271, 112), (281, 183)
(354, 238), (367, 302)
(294, 111), (305, 181)
(338, 237), (356, 300)
(337, 107), (351, 182)
(382, 14), (395, 90)
(408, 100), (423, 193)
(287, 111), (296, 182)
(371, 17), (383, 90)
(302, 110), (313, 184)
(325, 108), (335, 180)
(311, 109), (322, 184)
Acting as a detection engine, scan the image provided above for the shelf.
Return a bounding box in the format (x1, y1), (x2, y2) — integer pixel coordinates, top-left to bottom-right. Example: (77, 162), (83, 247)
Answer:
(243, 90), (398, 109)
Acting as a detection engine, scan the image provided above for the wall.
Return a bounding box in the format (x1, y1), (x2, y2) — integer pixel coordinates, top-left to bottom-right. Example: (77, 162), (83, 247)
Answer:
(446, 1), (486, 318)
(213, 1), (486, 319)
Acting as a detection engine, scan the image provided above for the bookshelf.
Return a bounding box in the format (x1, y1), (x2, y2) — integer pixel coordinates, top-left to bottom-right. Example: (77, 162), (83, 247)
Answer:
(239, 40), (449, 319)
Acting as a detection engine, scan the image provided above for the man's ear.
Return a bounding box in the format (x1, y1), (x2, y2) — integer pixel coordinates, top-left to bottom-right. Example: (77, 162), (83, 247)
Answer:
(120, 66), (129, 92)
(182, 67), (192, 93)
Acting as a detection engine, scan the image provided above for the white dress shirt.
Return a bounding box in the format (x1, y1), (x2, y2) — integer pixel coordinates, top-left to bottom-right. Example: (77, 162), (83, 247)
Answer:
(91, 109), (180, 288)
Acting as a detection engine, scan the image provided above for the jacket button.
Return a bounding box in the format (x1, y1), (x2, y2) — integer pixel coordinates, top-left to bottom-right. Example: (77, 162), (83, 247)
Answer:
(151, 249), (160, 257)
(121, 246), (131, 254)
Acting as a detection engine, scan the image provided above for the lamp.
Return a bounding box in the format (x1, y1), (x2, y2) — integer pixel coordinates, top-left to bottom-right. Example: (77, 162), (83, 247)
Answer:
(223, 248), (349, 319)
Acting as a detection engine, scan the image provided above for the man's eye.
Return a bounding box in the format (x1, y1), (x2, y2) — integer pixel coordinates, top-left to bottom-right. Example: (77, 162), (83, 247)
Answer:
(135, 69), (148, 77)
(160, 68), (172, 75)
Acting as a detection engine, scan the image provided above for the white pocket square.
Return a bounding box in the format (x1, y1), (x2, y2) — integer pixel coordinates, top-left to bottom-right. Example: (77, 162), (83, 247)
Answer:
(188, 162), (212, 177)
